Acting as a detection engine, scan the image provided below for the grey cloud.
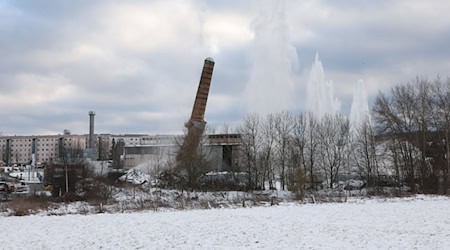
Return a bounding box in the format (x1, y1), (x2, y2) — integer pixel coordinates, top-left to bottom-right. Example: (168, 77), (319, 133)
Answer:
(286, 0), (450, 116)
(2, 0), (450, 135)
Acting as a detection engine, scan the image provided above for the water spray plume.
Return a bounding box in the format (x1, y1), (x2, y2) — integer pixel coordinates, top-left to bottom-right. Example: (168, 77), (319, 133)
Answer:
(306, 52), (341, 119)
(244, 0), (298, 114)
(349, 79), (371, 135)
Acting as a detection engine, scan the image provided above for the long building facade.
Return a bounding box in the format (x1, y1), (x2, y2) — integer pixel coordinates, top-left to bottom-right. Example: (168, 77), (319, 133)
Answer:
(0, 133), (242, 174)
(0, 134), (87, 166)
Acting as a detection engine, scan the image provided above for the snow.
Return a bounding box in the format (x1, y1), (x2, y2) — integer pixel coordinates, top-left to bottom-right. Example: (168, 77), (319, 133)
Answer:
(1, 195), (449, 249)
(117, 162), (159, 185)
(119, 168), (153, 185)
(8, 169), (44, 184)
(110, 188), (291, 212)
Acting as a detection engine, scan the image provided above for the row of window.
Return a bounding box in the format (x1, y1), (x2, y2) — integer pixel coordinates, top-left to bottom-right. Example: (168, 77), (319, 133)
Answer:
(1, 143), (73, 148)
(0, 138), (75, 142)
(137, 137), (176, 141)
(9, 158), (52, 163)
(10, 153), (55, 157)
(1, 143), (56, 147)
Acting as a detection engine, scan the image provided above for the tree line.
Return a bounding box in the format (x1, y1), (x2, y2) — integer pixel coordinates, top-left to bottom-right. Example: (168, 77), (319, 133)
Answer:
(233, 77), (450, 195)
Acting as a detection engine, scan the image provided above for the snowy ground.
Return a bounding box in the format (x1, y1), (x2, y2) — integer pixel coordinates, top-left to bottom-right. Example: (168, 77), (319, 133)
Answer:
(1, 195), (449, 249)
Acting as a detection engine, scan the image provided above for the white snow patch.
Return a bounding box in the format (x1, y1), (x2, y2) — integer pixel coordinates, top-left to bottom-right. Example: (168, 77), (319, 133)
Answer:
(119, 168), (154, 185)
(2, 196), (449, 249)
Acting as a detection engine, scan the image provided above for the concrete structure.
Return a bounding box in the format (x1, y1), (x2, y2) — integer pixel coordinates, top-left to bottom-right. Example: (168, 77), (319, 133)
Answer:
(84, 111), (97, 160)
(88, 111), (95, 149)
(0, 134), (87, 166)
(109, 134), (180, 147)
(206, 134), (241, 171)
(0, 133), (182, 166)
(123, 144), (177, 170)
(120, 133), (241, 172)
(0, 131), (242, 174)
(111, 134), (181, 170)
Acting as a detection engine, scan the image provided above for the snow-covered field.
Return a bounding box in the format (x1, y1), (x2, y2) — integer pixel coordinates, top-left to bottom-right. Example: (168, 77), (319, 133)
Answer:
(1, 196), (449, 249)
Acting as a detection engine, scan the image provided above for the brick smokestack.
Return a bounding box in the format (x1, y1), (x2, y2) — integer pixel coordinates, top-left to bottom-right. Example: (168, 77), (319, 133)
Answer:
(186, 57), (215, 130)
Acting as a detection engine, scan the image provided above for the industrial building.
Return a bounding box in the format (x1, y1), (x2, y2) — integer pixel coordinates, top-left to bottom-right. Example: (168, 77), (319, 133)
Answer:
(0, 133), (87, 166)
(0, 132), (242, 173)
(0, 57), (243, 175)
(118, 133), (241, 172)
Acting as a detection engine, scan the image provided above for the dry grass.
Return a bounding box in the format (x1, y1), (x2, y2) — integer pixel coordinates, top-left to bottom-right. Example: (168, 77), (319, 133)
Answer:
(8, 197), (51, 216)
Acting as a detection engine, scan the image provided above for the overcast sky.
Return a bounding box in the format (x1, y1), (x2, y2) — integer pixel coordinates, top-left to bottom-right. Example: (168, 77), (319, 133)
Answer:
(1, 0), (450, 135)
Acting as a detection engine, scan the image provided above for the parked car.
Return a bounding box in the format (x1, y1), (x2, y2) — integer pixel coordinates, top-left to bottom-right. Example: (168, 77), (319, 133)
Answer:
(0, 181), (13, 200)
(0, 182), (13, 193)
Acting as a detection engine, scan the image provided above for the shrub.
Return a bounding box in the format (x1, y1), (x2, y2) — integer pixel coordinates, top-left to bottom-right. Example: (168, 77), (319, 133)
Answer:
(9, 197), (51, 216)
(288, 168), (307, 200)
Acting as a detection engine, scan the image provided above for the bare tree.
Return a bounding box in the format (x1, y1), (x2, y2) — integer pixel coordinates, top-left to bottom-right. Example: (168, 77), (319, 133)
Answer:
(305, 112), (320, 189)
(275, 111), (295, 190)
(373, 84), (419, 192)
(291, 114), (307, 173)
(218, 123), (232, 134)
(13, 149), (19, 165)
(394, 84), (420, 192)
(143, 139), (173, 187)
(0, 133), (3, 165)
(260, 113), (277, 190)
(98, 136), (112, 161)
(430, 77), (450, 194)
(371, 77), (450, 193)
(61, 139), (86, 193)
(412, 78), (436, 192)
(0, 147), (4, 166)
(237, 113), (262, 190)
(318, 114), (350, 188)
(176, 126), (213, 190)
(44, 138), (89, 195)
(351, 117), (379, 187)
(287, 113), (308, 195)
